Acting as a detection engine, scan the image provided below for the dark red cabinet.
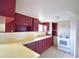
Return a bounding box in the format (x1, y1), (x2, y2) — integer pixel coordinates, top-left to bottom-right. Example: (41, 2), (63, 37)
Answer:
(25, 16), (32, 26)
(35, 40), (43, 54)
(24, 42), (36, 51)
(52, 23), (58, 36)
(0, 0), (16, 17)
(15, 13), (26, 25)
(46, 37), (53, 48)
(15, 13), (33, 26)
(15, 13), (33, 31)
(23, 37), (53, 54)
(5, 17), (15, 32)
(42, 39), (47, 52)
(5, 20), (15, 32)
(32, 18), (39, 31)
(15, 13), (39, 31)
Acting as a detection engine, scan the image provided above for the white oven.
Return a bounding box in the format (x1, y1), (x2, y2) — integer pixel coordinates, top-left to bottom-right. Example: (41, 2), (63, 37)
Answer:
(57, 36), (71, 53)
(58, 37), (70, 48)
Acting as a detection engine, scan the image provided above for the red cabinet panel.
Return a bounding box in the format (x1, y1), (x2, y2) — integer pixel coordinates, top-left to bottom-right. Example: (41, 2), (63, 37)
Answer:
(25, 16), (32, 26)
(46, 37), (53, 48)
(15, 13), (39, 31)
(23, 37), (53, 54)
(5, 20), (15, 32)
(15, 13), (33, 31)
(15, 13), (26, 25)
(33, 18), (39, 31)
(42, 39), (47, 52)
(0, 0), (16, 17)
(52, 23), (58, 36)
(24, 42), (36, 51)
(15, 13), (33, 26)
(35, 40), (43, 54)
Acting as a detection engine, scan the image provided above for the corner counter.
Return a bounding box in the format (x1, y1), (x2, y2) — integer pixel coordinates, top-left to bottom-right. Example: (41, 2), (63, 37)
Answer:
(0, 43), (40, 58)
(0, 32), (52, 44)
(0, 32), (52, 58)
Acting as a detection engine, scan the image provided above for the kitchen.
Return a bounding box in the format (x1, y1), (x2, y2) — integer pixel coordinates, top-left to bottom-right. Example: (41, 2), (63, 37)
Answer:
(0, 0), (79, 58)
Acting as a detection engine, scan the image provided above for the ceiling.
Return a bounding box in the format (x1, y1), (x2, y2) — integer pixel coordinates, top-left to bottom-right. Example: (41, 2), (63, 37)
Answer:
(16, 0), (79, 22)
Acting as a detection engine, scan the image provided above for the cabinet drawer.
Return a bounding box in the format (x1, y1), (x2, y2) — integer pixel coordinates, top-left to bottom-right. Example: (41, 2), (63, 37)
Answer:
(35, 41), (43, 54)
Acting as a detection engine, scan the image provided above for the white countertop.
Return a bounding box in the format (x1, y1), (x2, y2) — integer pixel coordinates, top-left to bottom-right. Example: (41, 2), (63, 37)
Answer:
(0, 43), (40, 58)
(23, 35), (52, 44)
(0, 35), (52, 58)
(0, 32), (52, 58)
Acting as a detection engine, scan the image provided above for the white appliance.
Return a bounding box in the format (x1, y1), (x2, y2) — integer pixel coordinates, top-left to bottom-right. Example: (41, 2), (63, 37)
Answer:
(57, 21), (71, 54)
(57, 36), (71, 53)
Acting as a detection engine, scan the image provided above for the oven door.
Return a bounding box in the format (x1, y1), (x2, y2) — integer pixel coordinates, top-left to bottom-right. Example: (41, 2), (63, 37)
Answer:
(57, 37), (70, 49)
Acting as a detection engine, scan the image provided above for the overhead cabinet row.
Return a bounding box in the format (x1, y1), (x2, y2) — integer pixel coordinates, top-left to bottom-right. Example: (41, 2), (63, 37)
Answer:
(0, 0), (16, 17)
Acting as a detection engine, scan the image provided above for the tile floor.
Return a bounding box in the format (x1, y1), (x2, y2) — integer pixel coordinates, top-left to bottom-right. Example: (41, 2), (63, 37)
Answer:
(39, 46), (73, 58)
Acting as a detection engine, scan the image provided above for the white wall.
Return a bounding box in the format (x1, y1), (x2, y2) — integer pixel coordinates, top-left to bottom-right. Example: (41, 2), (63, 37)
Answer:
(76, 20), (79, 57)
(58, 20), (70, 36)
(16, 0), (79, 22)
(70, 20), (79, 58)
(70, 20), (78, 57)
(47, 22), (52, 34)
(38, 24), (43, 31)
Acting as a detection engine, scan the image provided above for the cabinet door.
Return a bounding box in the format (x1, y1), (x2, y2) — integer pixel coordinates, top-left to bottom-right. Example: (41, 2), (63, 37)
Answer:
(24, 42), (36, 51)
(33, 18), (39, 31)
(35, 40), (43, 54)
(46, 37), (53, 48)
(52, 23), (58, 36)
(49, 37), (53, 46)
(15, 13), (26, 25)
(25, 16), (32, 26)
(42, 39), (47, 52)
(23, 37), (53, 54)
(0, 0), (16, 17)
(5, 17), (15, 32)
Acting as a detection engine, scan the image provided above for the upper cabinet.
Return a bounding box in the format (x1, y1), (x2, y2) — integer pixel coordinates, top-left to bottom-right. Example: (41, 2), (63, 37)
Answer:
(32, 18), (39, 31)
(0, 0), (16, 17)
(25, 16), (32, 27)
(15, 13), (32, 27)
(15, 13), (26, 25)
(5, 19), (15, 32)
(15, 13), (39, 32)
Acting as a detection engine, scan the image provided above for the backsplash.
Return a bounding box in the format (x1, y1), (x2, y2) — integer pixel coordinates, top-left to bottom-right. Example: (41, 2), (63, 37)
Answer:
(0, 32), (46, 43)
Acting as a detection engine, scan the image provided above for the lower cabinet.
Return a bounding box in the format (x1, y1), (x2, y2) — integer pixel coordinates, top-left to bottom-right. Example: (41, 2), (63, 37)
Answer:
(35, 41), (43, 54)
(42, 39), (47, 52)
(25, 42), (36, 51)
(46, 37), (53, 48)
(23, 37), (53, 54)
